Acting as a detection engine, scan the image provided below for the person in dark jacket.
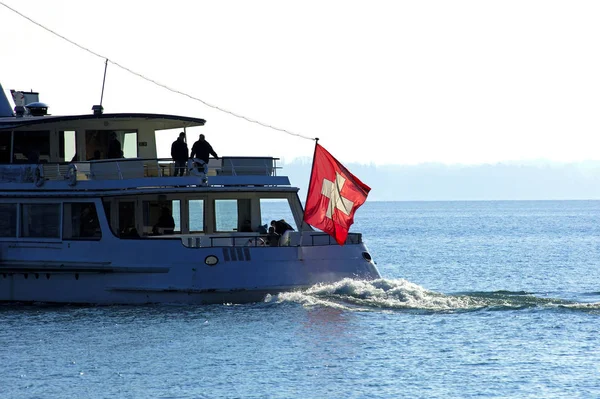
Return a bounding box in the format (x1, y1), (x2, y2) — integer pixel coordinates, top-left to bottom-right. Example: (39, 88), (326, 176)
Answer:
(153, 207), (175, 234)
(190, 134), (219, 165)
(270, 219), (294, 236)
(88, 150), (101, 161)
(266, 226), (280, 246)
(171, 132), (189, 176)
(107, 132), (123, 159)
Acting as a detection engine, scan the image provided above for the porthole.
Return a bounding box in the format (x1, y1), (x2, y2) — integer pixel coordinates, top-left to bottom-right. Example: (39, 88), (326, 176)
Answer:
(205, 255), (219, 266)
(362, 252), (372, 262)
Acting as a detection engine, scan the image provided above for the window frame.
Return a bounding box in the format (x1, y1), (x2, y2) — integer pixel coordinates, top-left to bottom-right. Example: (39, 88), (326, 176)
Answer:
(62, 202), (102, 241)
(20, 202), (62, 239)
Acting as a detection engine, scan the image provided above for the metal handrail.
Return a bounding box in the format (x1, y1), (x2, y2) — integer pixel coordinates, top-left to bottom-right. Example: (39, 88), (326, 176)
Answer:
(0, 156), (283, 183)
(179, 232), (362, 248)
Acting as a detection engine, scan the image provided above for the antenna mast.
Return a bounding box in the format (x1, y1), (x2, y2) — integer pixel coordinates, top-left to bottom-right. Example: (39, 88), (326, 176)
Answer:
(92, 59), (108, 115)
(100, 58), (108, 106)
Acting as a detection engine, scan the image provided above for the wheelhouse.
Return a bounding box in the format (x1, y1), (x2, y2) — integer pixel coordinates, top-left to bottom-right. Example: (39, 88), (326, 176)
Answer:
(0, 111), (206, 164)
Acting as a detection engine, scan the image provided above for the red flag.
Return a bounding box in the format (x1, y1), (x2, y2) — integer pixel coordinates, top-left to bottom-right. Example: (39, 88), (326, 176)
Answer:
(303, 144), (371, 245)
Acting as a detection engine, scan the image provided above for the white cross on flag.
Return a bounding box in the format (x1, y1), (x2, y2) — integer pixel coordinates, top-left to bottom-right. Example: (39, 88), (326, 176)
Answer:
(303, 144), (371, 245)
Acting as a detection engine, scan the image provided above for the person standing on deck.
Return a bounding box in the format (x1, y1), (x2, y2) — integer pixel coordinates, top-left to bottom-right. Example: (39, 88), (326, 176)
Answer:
(171, 132), (189, 176)
(190, 133), (219, 165)
(271, 219), (294, 236)
(107, 132), (123, 159)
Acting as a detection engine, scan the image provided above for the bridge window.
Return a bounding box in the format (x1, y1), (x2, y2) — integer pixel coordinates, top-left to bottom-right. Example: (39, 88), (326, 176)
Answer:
(85, 130), (138, 160)
(61, 130), (76, 162)
(13, 131), (51, 163)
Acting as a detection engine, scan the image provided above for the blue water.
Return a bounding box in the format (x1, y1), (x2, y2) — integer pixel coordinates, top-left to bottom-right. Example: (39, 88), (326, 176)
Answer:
(2, 201), (600, 398)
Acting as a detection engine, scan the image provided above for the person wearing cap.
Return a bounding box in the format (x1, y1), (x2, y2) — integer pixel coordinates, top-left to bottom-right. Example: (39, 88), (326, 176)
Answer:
(171, 132), (189, 176)
(190, 133), (219, 165)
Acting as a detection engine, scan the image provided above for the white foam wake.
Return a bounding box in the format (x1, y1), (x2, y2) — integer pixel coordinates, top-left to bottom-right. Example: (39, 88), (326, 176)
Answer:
(266, 278), (488, 311)
(265, 279), (600, 313)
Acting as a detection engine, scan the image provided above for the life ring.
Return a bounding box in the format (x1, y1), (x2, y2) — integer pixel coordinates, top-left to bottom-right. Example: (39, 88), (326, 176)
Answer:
(33, 165), (44, 187)
(187, 158), (208, 176)
(246, 238), (266, 247)
(66, 164), (78, 186)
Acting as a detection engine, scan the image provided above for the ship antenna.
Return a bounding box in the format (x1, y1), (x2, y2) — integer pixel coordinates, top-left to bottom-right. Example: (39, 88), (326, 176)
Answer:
(92, 59), (108, 115)
(100, 58), (108, 107)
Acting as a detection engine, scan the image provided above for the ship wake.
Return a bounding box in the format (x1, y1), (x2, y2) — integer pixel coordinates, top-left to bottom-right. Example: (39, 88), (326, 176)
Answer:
(265, 278), (600, 313)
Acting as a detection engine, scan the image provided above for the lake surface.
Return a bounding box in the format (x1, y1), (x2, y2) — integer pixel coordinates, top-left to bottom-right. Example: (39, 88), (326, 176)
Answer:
(2, 200), (600, 398)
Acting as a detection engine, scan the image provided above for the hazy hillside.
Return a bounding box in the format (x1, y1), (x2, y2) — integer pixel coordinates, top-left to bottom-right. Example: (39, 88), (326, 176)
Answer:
(281, 159), (600, 201)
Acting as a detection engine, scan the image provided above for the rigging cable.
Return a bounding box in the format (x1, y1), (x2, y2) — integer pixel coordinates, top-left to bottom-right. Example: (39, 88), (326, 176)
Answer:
(0, 1), (316, 142)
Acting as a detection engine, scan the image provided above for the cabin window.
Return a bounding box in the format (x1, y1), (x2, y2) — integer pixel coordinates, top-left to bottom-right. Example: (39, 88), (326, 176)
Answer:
(0, 133), (11, 164)
(0, 203), (17, 237)
(214, 199), (237, 232)
(172, 200), (181, 231)
(102, 201), (115, 235)
(122, 131), (138, 158)
(143, 199), (180, 235)
(101, 199), (139, 238)
(13, 131), (51, 163)
(188, 199), (205, 232)
(118, 201), (138, 237)
(61, 130), (76, 162)
(260, 199), (297, 231)
(85, 130), (138, 160)
(21, 203), (60, 238)
(63, 203), (101, 240)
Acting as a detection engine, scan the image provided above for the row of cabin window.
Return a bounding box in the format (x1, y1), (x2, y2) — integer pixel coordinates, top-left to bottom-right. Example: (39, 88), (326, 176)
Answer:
(0, 199), (298, 238)
(0, 130), (138, 164)
(102, 199), (252, 236)
(0, 203), (101, 240)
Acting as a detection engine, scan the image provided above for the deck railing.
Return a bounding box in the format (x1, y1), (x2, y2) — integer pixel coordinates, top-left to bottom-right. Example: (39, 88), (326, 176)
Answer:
(180, 232), (363, 248)
(0, 156), (281, 183)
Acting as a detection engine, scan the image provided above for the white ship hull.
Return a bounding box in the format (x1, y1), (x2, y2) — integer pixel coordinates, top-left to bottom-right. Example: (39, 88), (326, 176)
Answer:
(0, 239), (378, 304)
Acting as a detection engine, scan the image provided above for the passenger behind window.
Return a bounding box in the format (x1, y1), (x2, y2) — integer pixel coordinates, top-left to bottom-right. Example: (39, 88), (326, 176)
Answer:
(88, 150), (101, 161)
(153, 207), (175, 235)
(121, 226), (140, 238)
(27, 150), (40, 163)
(79, 205), (100, 237)
(240, 219), (253, 232)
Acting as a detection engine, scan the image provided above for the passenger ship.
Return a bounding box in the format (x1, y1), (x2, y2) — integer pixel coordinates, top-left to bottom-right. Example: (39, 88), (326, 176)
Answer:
(0, 85), (380, 304)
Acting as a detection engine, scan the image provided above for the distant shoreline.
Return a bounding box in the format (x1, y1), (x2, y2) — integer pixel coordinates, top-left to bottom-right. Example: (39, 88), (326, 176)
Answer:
(284, 160), (600, 202)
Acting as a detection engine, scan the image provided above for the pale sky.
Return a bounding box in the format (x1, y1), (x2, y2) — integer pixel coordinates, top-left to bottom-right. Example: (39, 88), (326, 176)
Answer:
(2, 0), (600, 166)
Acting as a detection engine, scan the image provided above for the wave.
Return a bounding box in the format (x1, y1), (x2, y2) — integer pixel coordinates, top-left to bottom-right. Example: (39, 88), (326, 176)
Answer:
(264, 278), (600, 313)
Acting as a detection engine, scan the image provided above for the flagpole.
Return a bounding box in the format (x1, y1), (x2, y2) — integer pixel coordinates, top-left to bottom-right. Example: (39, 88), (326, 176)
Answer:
(301, 138), (319, 232)
(297, 138), (319, 253)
